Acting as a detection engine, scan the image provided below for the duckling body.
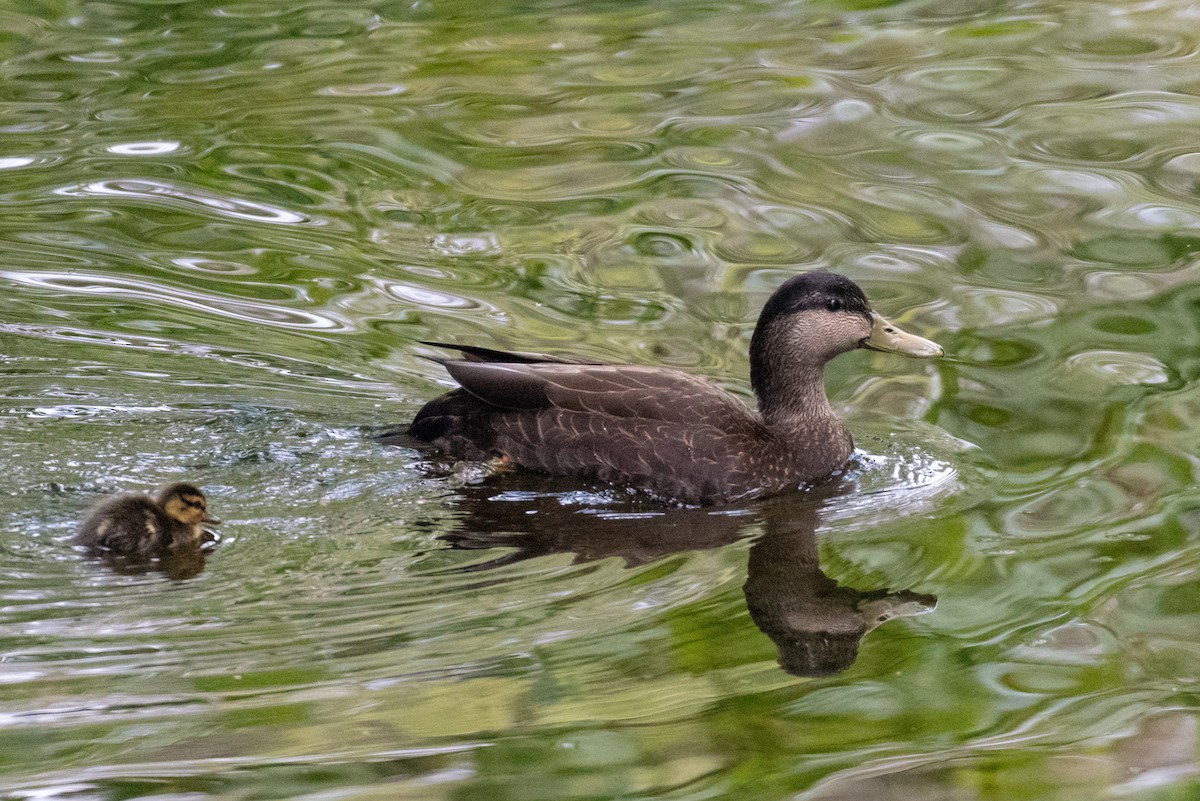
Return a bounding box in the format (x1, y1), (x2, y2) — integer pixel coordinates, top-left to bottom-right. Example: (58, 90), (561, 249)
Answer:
(75, 483), (220, 557)
(404, 272), (941, 505)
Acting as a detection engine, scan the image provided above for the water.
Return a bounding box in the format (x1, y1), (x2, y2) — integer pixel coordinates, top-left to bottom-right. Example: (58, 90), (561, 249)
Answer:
(2, 0), (1200, 798)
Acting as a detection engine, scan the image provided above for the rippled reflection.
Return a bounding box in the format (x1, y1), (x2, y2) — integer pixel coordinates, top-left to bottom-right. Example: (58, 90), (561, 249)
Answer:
(746, 511), (936, 677)
(1, 269), (351, 331)
(431, 461), (944, 677)
(81, 539), (217, 581)
(55, 179), (313, 225)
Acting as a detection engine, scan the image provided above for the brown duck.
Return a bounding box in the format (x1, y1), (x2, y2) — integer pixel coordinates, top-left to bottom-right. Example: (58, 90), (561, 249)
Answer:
(401, 271), (942, 504)
(75, 483), (221, 556)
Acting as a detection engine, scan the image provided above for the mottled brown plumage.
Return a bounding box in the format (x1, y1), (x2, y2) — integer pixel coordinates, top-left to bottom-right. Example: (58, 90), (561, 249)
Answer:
(402, 272), (942, 504)
(75, 483), (221, 556)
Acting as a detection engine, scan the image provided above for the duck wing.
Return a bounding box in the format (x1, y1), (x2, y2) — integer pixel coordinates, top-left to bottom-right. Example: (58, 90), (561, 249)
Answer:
(444, 360), (759, 427)
(406, 348), (775, 502)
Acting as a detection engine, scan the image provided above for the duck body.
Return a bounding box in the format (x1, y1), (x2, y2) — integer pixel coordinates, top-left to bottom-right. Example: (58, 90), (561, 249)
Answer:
(75, 483), (220, 557)
(404, 272), (942, 505)
(409, 361), (853, 503)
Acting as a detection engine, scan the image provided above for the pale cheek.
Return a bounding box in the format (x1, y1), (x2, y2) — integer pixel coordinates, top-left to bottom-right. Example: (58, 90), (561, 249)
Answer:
(785, 326), (858, 359)
(782, 312), (871, 358)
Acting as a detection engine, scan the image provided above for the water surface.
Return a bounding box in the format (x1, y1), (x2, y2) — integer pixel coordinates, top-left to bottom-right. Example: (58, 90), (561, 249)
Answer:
(2, 0), (1200, 799)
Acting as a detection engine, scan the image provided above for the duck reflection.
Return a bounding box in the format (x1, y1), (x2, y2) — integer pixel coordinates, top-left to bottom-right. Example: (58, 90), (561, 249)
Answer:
(440, 477), (935, 677)
(84, 542), (215, 581)
(744, 495), (936, 676)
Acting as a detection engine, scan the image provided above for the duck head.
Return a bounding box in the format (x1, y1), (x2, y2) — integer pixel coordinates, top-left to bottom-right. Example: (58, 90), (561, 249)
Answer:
(158, 482), (221, 527)
(749, 272), (941, 418)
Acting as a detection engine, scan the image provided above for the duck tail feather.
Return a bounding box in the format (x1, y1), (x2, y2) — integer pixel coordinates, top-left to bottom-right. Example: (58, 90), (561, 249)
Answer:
(418, 341), (589, 365)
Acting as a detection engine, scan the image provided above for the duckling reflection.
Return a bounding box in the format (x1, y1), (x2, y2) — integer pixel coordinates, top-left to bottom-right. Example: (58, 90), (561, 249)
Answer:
(75, 482), (221, 579)
(439, 476), (935, 676)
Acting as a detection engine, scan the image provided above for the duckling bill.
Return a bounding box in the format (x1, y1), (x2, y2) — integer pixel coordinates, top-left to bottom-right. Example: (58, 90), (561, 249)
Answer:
(401, 271), (942, 504)
(75, 483), (221, 557)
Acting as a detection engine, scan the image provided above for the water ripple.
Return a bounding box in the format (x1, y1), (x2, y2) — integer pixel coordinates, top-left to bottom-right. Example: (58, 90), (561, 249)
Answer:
(1, 270), (352, 331)
(106, 141), (183, 156)
(2, 0), (1200, 798)
(54, 179), (314, 225)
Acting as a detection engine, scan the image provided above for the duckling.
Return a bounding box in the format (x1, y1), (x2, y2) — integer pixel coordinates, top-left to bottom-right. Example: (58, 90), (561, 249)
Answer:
(75, 482), (221, 557)
(397, 271), (942, 505)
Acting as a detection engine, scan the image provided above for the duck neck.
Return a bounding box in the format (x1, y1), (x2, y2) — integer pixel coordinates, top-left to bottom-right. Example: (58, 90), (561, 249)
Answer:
(167, 521), (203, 549)
(755, 364), (838, 430)
(750, 325), (841, 432)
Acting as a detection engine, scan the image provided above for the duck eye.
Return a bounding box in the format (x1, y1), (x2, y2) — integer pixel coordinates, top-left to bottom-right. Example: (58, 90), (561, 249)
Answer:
(825, 297), (843, 312)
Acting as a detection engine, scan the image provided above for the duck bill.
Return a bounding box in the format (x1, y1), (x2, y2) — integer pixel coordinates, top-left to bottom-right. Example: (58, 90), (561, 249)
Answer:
(203, 514), (221, 525)
(861, 313), (943, 358)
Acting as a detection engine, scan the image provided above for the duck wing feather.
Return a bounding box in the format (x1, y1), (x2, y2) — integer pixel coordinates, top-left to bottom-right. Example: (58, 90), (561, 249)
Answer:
(445, 360), (760, 428)
(408, 348), (780, 502)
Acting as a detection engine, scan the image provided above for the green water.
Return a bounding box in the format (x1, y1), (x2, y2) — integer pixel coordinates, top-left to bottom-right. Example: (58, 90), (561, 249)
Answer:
(2, 0), (1200, 798)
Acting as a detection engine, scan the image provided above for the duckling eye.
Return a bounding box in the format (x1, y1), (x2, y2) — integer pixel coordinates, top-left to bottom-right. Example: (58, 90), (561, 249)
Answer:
(825, 297), (843, 312)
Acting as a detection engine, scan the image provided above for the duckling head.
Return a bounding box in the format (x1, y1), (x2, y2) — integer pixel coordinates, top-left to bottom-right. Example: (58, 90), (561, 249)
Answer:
(157, 483), (221, 528)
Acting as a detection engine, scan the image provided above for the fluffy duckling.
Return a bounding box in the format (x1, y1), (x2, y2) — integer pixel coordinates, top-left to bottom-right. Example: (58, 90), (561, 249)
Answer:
(75, 482), (221, 557)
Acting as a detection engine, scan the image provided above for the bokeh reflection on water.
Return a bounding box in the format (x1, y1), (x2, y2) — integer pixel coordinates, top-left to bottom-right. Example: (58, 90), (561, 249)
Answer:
(3, 0), (1200, 797)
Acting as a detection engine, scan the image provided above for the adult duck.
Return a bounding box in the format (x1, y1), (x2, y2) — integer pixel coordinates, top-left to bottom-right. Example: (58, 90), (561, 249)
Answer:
(399, 271), (942, 504)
